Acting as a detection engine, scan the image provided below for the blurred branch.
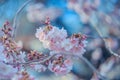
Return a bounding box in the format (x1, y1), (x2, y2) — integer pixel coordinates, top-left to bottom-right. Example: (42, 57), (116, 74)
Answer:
(79, 56), (108, 80)
(12, 0), (33, 38)
(87, 35), (108, 39)
(92, 24), (120, 58)
(67, 0), (120, 58)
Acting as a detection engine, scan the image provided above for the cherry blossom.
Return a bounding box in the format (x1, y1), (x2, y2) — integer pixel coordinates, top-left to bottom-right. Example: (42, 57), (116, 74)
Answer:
(27, 50), (47, 61)
(35, 25), (68, 50)
(68, 34), (87, 56)
(35, 24), (87, 56)
(0, 43), (14, 63)
(59, 34), (87, 56)
(0, 0), (120, 79)
(26, 3), (61, 22)
(0, 20), (88, 79)
(48, 54), (73, 75)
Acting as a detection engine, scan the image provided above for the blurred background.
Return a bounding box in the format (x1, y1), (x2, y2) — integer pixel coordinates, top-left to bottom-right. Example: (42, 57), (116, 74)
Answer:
(0, 0), (120, 80)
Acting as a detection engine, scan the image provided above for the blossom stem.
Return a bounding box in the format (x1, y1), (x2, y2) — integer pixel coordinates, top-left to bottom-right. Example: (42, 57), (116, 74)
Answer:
(12, 0), (33, 38)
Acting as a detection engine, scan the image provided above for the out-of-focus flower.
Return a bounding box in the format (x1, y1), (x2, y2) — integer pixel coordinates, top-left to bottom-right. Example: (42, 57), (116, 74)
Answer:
(99, 57), (115, 77)
(30, 64), (47, 72)
(67, 0), (100, 23)
(91, 48), (102, 61)
(87, 39), (102, 50)
(0, 62), (17, 79)
(48, 54), (73, 75)
(105, 38), (119, 50)
(12, 71), (34, 80)
(95, 56), (120, 80)
(16, 41), (23, 50)
(26, 3), (61, 22)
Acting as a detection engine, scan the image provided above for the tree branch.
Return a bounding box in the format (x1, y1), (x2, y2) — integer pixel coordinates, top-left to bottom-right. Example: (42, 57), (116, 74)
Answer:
(68, 0), (120, 58)
(3, 54), (55, 66)
(79, 56), (108, 80)
(12, 0), (33, 38)
(92, 24), (120, 58)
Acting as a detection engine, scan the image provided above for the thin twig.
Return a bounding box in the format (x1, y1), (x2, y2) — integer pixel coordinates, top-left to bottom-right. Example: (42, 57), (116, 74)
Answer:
(92, 24), (120, 58)
(12, 0), (33, 38)
(3, 54), (55, 66)
(79, 56), (108, 80)
(3, 53), (74, 66)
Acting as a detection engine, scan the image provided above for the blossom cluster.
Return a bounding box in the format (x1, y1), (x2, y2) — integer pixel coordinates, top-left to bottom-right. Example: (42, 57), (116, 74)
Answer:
(26, 3), (61, 23)
(0, 22), (25, 64)
(35, 19), (87, 75)
(0, 20), (87, 79)
(48, 54), (73, 75)
(35, 23), (87, 56)
(67, 0), (100, 23)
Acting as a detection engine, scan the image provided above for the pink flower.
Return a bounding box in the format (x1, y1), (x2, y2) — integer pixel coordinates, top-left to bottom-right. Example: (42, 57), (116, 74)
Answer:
(30, 64), (47, 72)
(61, 39), (74, 51)
(35, 27), (46, 42)
(68, 34), (87, 56)
(36, 25), (87, 56)
(48, 54), (73, 75)
(35, 25), (67, 50)
(51, 34), (87, 56)
(26, 3), (61, 22)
